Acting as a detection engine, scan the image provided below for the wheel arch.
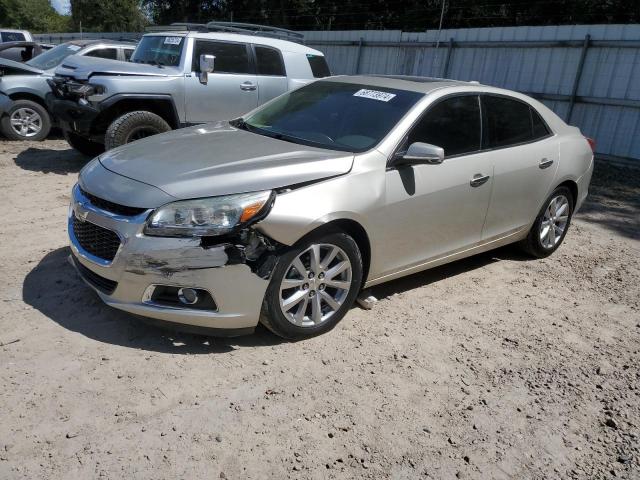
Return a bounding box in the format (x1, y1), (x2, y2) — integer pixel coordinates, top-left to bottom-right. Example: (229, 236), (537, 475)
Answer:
(94, 95), (180, 133)
(6, 91), (48, 110)
(556, 179), (578, 206)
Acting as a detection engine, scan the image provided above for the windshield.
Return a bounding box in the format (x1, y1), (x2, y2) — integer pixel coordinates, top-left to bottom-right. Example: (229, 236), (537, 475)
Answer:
(241, 81), (423, 152)
(26, 43), (83, 70)
(131, 35), (184, 67)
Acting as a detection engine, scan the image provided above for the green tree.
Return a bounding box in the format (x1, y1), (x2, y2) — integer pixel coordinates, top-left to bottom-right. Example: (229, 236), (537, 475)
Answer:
(0, 0), (72, 32)
(70, 0), (147, 32)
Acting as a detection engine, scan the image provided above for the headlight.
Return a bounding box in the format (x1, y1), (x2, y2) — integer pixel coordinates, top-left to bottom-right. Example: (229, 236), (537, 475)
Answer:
(144, 190), (273, 237)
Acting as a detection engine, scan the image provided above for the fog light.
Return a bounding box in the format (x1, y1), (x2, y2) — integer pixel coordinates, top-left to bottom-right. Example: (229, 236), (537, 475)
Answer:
(178, 287), (199, 305)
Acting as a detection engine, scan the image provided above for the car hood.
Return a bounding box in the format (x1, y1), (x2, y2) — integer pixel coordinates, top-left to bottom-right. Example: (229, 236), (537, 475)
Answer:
(0, 57), (43, 75)
(54, 55), (182, 80)
(98, 121), (354, 203)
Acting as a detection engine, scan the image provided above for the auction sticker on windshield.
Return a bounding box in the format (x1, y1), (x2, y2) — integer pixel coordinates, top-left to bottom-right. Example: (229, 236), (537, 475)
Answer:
(353, 89), (397, 102)
(164, 37), (182, 45)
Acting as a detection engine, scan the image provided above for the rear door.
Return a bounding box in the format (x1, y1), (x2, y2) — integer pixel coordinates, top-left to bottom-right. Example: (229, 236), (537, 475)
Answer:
(253, 44), (288, 105)
(378, 95), (494, 276)
(184, 39), (259, 123)
(480, 95), (558, 240)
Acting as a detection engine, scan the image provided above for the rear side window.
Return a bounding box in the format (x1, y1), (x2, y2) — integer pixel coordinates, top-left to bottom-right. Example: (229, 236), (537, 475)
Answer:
(482, 95), (550, 149)
(192, 40), (250, 74)
(307, 54), (330, 78)
(255, 46), (285, 76)
(407, 95), (481, 157)
(84, 48), (118, 60)
(2, 32), (26, 42)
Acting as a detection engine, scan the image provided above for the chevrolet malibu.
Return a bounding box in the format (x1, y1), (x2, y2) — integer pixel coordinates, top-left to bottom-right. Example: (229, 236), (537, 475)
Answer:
(68, 75), (594, 339)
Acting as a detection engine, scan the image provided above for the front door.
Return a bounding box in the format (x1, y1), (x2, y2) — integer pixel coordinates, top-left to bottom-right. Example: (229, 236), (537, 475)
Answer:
(376, 95), (494, 278)
(184, 40), (259, 124)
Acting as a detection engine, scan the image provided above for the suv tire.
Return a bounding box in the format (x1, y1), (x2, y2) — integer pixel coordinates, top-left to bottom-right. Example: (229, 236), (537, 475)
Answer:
(520, 185), (574, 258)
(64, 130), (105, 157)
(260, 232), (363, 340)
(105, 111), (171, 150)
(1, 99), (51, 141)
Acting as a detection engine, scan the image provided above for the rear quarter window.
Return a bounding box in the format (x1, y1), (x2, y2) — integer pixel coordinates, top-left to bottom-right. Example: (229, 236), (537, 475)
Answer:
(307, 54), (331, 78)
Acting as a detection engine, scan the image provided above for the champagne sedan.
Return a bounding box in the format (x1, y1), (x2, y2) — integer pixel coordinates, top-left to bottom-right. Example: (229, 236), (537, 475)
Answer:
(67, 75), (594, 339)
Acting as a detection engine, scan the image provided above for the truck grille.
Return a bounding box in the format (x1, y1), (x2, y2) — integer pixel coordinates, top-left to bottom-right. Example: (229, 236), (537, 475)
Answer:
(71, 255), (118, 295)
(72, 213), (121, 262)
(80, 188), (147, 217)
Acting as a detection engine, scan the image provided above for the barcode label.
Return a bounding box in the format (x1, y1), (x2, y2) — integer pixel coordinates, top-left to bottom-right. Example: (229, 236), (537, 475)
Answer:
(164, 37), (182, 45)
(353, 89), (396, 102)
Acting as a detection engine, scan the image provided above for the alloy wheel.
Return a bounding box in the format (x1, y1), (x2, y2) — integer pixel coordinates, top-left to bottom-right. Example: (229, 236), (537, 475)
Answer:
(279, 243), (353, 327)
(10, 108), (42, 138)
(539, 194), (570, 249)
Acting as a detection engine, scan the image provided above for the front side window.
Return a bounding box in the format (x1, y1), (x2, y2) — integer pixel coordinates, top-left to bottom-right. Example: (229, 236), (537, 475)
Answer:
(85, 48), (118, 60)
(123, 48), (134, 61)
(482, 95), (538, 149)
(192, 40), (250, 74)
(130, 35), (184, 67)
(255, 45), (285, 76)
(406, 95), (481, 157)
(239, 81), (423, 152)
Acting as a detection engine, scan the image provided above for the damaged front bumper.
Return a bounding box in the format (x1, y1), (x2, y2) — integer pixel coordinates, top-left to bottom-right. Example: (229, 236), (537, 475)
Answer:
(68, 184), (270, 335)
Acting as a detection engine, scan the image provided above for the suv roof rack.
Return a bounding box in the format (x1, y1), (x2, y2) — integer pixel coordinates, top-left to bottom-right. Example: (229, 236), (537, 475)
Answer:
(205, 21), (304, 43)
(144, 21), (304, 43)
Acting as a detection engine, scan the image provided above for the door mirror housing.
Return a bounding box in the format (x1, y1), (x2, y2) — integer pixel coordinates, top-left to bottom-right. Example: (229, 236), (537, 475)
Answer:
(198, 54), (215, 84)
(395, 142), (445, 166)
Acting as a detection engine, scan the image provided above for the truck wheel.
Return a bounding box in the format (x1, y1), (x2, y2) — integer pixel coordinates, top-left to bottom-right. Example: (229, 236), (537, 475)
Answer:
(63, 130), (105, 157)
(105, 111), (171, 150)
(0, 99), (51, 141)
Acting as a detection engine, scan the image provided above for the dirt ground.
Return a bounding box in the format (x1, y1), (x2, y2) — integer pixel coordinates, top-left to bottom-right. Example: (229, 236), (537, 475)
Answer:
(0, 138), (638, 480)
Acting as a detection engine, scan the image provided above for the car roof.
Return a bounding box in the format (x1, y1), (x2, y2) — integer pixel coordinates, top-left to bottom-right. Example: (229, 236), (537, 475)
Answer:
(66, 39), (136, 48)
(143, 31), (323, 55)
(323, 75), (473, 93)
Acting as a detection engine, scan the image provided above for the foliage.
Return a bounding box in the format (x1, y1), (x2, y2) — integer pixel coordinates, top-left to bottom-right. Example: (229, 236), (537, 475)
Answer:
(69, 0), (147, 32)
(0, 0), (72, 33)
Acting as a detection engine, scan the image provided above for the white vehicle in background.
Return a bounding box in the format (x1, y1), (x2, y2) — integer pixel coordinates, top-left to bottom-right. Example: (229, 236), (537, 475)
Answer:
(48, 22), (331, 155)
(0, 29), (34, 43)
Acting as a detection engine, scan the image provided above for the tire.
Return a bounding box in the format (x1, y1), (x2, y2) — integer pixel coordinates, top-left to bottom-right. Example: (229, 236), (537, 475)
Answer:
(520, 185), (574, 258)
(260, 231), (363, 340)
(63, 130), (105, 157)
(104, 111), (171, 150)
(0, 99), (51, 141)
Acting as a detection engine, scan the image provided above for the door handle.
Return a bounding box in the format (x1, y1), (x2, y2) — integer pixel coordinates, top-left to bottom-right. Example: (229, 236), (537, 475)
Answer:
(240, 82), (257, 91)
(539, 158), (554, 169)
(470, 173), (490, 187)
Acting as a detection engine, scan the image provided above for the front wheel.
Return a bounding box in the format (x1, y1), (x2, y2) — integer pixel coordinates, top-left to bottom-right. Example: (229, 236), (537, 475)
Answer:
(104, 111), (171, 150)
(0, 99), (51, 141)
(521, 186), (574, 258)
(260, 232), (363, 340)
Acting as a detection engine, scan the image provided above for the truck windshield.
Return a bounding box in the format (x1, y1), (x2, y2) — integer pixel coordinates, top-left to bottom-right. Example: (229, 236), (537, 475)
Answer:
(239, 81), (423, 153)
(131, 35), (184, 67)
(26, 43), (83, 70)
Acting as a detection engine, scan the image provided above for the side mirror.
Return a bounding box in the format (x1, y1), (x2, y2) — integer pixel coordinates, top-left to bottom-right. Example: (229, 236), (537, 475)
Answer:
(198, 54), (215, 84)
(396, 142), (444, 166)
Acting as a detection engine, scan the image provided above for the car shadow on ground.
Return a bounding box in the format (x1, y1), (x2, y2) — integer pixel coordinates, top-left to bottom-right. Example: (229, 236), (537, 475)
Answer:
(13, 142), (90, 175)
(22, 247), (286, 354)
(577, 160), (640, 240)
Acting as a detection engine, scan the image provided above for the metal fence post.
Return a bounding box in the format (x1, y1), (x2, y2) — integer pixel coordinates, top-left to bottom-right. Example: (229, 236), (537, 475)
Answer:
(442, 38), (454, 78)
(354, 37), (364, 74)
(567, 34), (591, 123)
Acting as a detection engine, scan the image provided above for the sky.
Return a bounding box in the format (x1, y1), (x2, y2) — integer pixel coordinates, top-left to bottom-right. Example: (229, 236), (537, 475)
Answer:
(51, 0), (71, 15)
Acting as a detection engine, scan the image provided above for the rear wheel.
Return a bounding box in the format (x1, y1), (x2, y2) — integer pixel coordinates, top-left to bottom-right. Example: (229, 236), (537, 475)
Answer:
(1, 100), (51, 141)
(63, 130), (105, 157)
(105, 111), (171, 150)
(521, 186), (574, 258)
(260, 232), (363, 340)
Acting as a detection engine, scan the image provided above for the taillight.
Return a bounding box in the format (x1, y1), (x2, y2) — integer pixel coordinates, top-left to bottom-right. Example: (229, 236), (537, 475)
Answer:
(586, 137), (596, 152)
